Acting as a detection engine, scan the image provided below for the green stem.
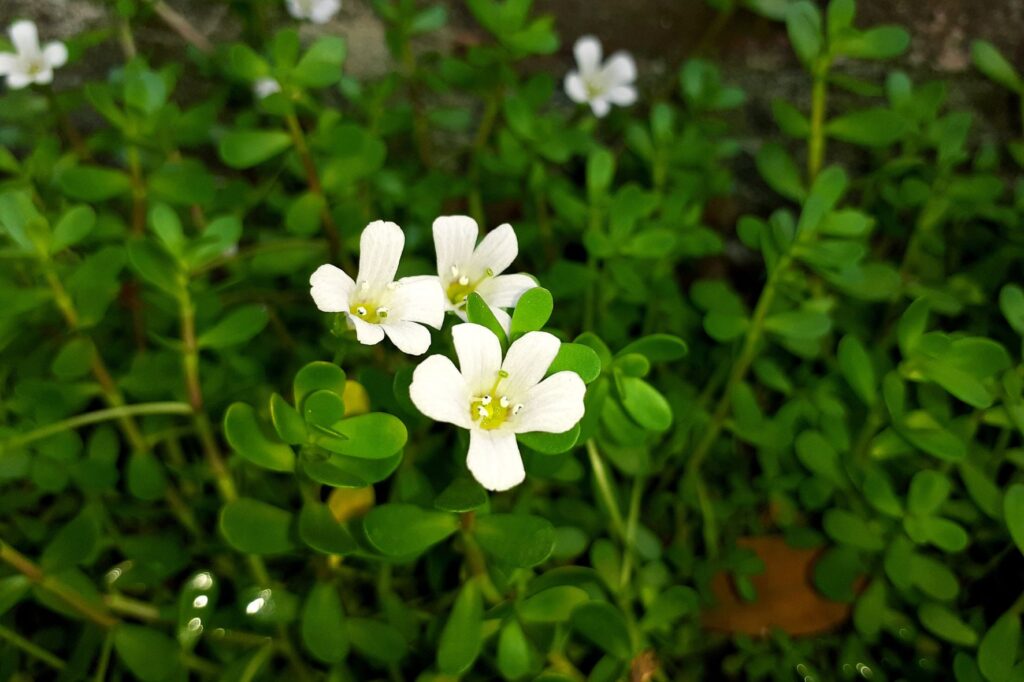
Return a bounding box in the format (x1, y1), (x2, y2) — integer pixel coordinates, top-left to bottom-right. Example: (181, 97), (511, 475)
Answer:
(619, 476), (644, 589)
(0, 624), (67, 670)
(2, 402), (192, 451)
(468, 93), (500, 226)
(284, 113), (343, 265)
(0, 540), (119, 628)
(459, 512), (503, 603)
(585, 440), (626, 540)
(807, 59), (830, 181)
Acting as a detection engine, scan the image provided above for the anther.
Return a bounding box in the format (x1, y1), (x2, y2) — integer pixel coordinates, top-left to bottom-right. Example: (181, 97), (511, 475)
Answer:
(450, 265), (459, 277)
(458, 275), (470, 286)
(376, 306), (389, 319)
(360, 281), (370, 291)
(356, 306), (367, 316)
(476, 406), (488, 418)
(512, 403), (524, 415)
(499, 370), (509, 378)
(499, 396), (510, 408)
(485, 268), (494, 277)
(480, 395), (492, 406)
(386, 281), (398, 291)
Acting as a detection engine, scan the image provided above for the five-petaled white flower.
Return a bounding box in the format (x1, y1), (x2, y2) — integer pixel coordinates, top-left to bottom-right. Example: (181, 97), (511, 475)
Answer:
(253, 78), (281, 99)
(564, 35), (637, 118)
(310, 221), (445, 356)
(0, 20), (68, 90)
(433, 216), (536, 332)
(410, 323), (586, 492)
(285, 0), (341, 24)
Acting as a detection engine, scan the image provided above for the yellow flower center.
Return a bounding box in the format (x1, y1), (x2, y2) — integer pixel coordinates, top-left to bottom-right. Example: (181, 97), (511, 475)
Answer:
(468, 371), (523, 431)
(446, 266), (494, 308)
(349, 302), (389, 324)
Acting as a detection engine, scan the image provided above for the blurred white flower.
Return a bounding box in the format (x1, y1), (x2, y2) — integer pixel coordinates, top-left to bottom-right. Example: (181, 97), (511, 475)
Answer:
(253, 78), (281, 99)
(432, 216), (536, 332)
(410, 323), (586, 492)
(285, 0), (341, 24)
(310, 221), (445, 355)
(0, 20), (68, 90)
(564, 35), (637, 118)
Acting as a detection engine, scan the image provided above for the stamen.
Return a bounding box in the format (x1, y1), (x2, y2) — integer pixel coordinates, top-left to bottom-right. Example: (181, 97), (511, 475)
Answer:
(450, 265), (459, 277)
(376, 306), (389, 319)
(386, 281), (398, 291)
(480, 395), (492, 406)
(476, 406), (488, 418)
(458, 275), (470, 286)
(499, 370), (509, 378)
(512, 403), (524, 415)
(356, 306), (367, 316)
(499, 396), (510, 408)
(360, 281), (370, 291)
(485, 268), (494, 277)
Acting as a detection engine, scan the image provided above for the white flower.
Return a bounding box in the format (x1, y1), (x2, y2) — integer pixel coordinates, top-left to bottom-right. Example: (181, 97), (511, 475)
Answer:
(410, 323), (586, 492)
(310, 220), (445, 356)
(432, 216), (536, 332)
(564, 35), (637, 118)
(253, 78), (281, 99)
(0, 20), (68, 90)
(285, 0), (341, 24)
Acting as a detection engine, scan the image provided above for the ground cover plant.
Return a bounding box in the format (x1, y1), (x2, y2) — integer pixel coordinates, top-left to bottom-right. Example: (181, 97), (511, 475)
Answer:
(2, 0), (1024, 679)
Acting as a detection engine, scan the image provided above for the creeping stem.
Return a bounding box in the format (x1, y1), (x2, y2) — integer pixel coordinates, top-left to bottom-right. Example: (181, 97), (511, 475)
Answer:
(2, 402), (192, 451)
(807, 57), (831, 181)
(285, 112), (343, 265)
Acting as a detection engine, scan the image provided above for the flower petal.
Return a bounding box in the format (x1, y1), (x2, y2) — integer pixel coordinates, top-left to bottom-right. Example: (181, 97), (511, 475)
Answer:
(358, 220), (404, 288)
(5, 71), (31, 89)
(452, 323), (502, 391)
(469, 223), (518, 278)
(606, 85), (637, 107)
(349, 315), (385, 345)
(43, 42), (67, 68)
(433, 215), (479, 282)
(310, 0), (341, 23)
(390, 275), (445, 328)
(410, 355), (472, 429)
(513, 371), (586, 434)
(10, 21), (39, 57)
(491, 307), (511, 336)
(467, 429), (525, 492)
(590, 97), (611, 118)
(564, 72), (588, 104)
(382, 320), (432, 355)
(475, 273), (536, 309)
(603, 51), (637, 85)
(573, 35), (602, 74)
(500, 331), (560, 398)
(310, 263), (355, 312)
(32, 67), (53, 85)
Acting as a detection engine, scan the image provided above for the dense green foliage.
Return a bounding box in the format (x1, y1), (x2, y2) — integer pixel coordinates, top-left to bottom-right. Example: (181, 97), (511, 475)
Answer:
(2, 0), (1024, 679)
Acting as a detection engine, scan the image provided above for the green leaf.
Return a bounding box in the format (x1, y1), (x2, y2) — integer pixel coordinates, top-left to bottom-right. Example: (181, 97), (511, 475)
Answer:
(619, 377), (672, 432)
(823, 509), (884, 551)
(826, 0), (854, 39)
(1001, 285), (1024, 335)
(270, 393), (307, 444)
(52, 337), (95, 380)
(979, 612), (1020, 682)
(294, 361), (347, 409)
(764, 309), (831, 341)
(437, 579), (483, 675)
(908, 470), (951, 516)
(218, 130), (292, 169)
(618, 334), (688, 363)
(570, 602), (631, 659)
(826, 108), (907, 147)
(519, 424), (581, 454)
(434, 478), (488, 513)
(127, 240), (180, 296)
(303, 389), (347, 428)
(520, 586), (589, 623)
(835, 26), (911, 60)
(198, 305), (269, 348)
(316, 413), (407, 459)
(794, 430), (844, 485)
(127, 452), (168, 501)
(220, 498), (295, 555)
(298, 503), (358, 555)
(51, 205), (96, 253)
(837, 335), (876, 405)
(57, 166), (132, 201)
(756, 142), (805, 201)
(972, 40), (1023, 92)
(301, 582), (348, 664)
(898, 298), (930, 356)
(148, 203), (185, 257)
(586, 147), (616, 199)
(286, 192), (325, 236)
(548, 343), (602, 383)
(41, 508), (101, 571)
(466, 292), (507, 347)
(786, 1), (823, 64)
(497, 619), (533, 680)
(475, 514), (555, 568)
(510, 287), (553, 337)
(363, 504), (458, 557)
(1005, 484), (1024, 559)
(919, 602), (978, 647)
(224, 403), (296, 472)
(293, 36), (347, 88)
(0, 575), (30, 617)
(113, 624), (183, 682)
(796, 166), (848, 235)
(346, 618), (408, 664)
